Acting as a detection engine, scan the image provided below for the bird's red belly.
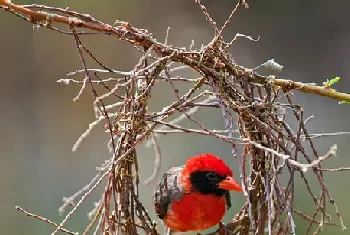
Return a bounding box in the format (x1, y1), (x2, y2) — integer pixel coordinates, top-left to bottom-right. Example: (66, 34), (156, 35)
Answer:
(163, 192), (227, 232)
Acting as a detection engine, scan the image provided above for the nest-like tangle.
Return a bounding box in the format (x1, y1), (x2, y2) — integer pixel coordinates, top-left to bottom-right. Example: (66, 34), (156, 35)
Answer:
(4, 1), (349, 235)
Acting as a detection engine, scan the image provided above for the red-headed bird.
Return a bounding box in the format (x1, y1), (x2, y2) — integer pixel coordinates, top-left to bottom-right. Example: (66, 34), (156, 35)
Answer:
(154, 153), (243, 233)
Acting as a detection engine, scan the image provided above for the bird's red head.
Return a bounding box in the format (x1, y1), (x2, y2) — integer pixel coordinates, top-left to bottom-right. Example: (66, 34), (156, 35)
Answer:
(181, 153), (243, 193)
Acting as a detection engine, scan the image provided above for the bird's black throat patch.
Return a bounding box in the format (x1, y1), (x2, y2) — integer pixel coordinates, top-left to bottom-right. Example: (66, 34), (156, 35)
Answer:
(190, 171), (228, 197)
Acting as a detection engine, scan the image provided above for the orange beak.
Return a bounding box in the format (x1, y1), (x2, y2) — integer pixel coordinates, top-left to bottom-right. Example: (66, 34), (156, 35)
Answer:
(218, 176), (243, 192)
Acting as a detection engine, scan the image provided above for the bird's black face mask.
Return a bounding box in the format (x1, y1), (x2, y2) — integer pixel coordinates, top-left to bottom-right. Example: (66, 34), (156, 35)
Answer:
(190, 171), (228, 197)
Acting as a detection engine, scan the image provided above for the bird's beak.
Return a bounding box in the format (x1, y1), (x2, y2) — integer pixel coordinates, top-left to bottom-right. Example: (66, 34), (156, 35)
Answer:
(218, 176), (243, 192)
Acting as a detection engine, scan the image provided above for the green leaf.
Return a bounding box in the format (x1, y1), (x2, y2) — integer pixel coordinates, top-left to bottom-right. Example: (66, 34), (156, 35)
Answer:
(323, 77), (340, 87)
(322, 79), (329, 86)
(338, 100), (350, 104)
(328, 77), (340, 86)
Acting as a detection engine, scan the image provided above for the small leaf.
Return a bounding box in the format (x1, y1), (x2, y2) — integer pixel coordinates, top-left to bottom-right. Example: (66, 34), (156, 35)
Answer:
(322, 79), (330, 86)
(338, 100), (350, 104)
(328, 76), (340, 86)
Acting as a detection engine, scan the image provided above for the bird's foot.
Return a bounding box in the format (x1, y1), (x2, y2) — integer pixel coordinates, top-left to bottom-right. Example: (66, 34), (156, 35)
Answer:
(218, 222), (231, 235)
(165, 227), (173, 235)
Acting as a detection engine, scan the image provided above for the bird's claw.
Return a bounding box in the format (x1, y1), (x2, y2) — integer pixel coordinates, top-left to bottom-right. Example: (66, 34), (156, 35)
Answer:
(218, 222), (231, 235)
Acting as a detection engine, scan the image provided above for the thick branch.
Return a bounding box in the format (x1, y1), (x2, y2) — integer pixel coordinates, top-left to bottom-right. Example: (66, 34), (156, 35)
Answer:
(2, 2), (350, 103)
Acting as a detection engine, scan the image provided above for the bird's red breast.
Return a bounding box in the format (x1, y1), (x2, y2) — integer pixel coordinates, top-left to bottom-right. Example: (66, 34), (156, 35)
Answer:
(154, 153), (243, 232)
(163, 191), (227, 231)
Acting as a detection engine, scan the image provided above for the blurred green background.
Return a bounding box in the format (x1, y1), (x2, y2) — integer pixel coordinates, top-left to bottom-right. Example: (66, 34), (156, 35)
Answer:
(1, 0), (350, 234)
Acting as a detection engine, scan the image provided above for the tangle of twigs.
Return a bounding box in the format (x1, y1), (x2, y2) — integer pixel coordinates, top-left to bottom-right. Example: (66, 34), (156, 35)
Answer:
(2, 1), (350, 235)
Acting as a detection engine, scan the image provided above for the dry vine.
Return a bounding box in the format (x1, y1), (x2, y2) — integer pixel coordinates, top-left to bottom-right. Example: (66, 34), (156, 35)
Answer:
(2, 1), (350, 235)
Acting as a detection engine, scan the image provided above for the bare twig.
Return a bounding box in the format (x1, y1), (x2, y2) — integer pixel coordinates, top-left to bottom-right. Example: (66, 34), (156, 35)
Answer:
(51, 169), (110, 235)
(16, 206), (78, 235)
(144, 131), (162, 185)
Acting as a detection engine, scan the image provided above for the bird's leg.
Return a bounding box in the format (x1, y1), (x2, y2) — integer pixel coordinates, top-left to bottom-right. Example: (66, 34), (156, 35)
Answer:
(218, 222), (231, 235)
(165, 226), (173, 235)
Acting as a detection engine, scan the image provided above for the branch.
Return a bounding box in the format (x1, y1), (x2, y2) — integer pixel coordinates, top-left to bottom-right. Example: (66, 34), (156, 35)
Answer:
(15, 206), (78, 235)
(270, 76), (350, 102)
(2, 2), (350, 103)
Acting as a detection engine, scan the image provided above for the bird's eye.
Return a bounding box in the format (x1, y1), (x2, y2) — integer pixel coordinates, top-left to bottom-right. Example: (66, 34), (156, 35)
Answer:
(206, 172), (218, 180)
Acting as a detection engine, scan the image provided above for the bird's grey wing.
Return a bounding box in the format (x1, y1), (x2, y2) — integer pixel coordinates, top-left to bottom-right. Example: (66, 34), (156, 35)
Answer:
(154, 166), (185, 219)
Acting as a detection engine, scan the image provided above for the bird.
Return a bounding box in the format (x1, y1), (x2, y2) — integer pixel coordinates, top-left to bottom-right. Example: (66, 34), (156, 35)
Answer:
(154, 153), (243, 233)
